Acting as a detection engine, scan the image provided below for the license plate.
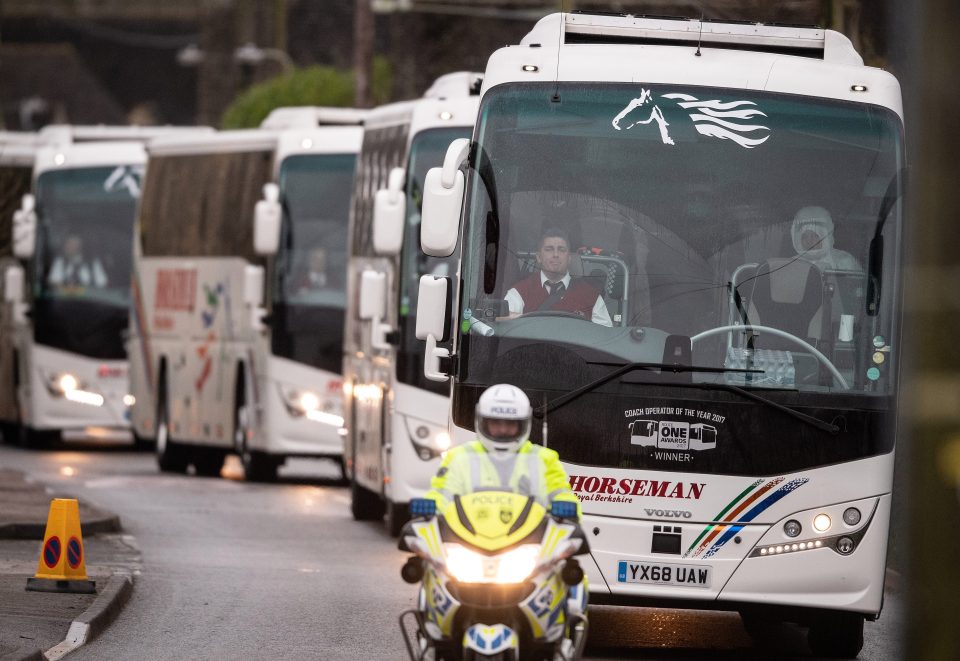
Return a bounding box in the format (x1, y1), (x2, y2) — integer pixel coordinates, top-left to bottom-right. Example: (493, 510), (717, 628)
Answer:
(617, 561), (712, 588)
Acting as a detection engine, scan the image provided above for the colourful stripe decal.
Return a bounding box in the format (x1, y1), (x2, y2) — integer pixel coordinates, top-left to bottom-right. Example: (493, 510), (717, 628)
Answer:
(687, 479), (778, 557)
(703, 525), (744, 558)
(723, 477), (784, 522)
(686, 479), (761, 554)
(739, 478), (809, 523)
(686, 476), (809, 558)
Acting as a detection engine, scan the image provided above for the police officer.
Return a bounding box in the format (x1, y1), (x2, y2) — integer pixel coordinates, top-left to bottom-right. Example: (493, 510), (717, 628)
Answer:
(426, 383), (580, 516)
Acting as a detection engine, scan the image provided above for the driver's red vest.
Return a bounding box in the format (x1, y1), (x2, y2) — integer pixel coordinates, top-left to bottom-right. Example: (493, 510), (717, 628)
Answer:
(510, 273), (601, 319)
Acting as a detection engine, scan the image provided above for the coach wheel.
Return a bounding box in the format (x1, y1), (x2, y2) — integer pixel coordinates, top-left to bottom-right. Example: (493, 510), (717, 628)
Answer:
(807, 612), (864, 659)
(156, 378), (188, 473)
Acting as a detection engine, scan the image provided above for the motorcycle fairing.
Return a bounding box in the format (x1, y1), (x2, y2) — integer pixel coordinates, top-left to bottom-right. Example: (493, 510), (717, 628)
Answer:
(463, 624), (520, 655)
(443, 492), (546, 553)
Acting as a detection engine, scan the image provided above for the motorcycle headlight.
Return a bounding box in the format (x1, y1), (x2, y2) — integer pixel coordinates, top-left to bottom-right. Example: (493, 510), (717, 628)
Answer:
(443, 544), (539, 584)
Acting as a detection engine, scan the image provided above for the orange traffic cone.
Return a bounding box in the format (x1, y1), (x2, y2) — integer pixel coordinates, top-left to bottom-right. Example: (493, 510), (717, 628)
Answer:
(25, 498), (96, 594)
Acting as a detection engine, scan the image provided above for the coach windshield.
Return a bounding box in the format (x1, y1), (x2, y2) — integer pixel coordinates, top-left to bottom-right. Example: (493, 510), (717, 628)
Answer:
(271, 153), (357, 372)
(451, 83), (904, 474)
(32, 166), (141, 358)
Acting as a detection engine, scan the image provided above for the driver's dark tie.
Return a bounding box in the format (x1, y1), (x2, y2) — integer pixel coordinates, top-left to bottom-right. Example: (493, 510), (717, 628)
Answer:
(545, 281), (565, 296)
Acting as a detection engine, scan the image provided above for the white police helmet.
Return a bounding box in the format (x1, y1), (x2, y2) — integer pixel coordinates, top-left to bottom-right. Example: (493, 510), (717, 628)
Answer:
(475, 383), (532, 455)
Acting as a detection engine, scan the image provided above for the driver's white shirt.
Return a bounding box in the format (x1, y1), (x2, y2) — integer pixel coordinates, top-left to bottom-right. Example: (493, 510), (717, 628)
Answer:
(504, 271), (612, 326)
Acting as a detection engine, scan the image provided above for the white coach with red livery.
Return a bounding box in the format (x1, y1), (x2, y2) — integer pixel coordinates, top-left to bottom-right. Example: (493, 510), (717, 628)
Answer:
(414, 13), (905, 658)
(128, 109), (363, 480)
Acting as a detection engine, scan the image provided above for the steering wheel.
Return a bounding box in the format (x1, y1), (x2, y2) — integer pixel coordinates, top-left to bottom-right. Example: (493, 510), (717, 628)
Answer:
(690, 324), (849, 390)
(519, 310), (593, 322)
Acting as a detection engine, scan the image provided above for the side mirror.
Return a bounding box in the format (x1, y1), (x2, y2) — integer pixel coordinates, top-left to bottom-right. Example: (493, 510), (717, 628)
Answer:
(359, 270), (393, 351)
(359, 270), (386, 321)
(373, 167), (406, 256)
(415, 275), (450, 341)
(13, 194), (37, 259)
(3, 265), (24, 304)
(244, 265), (267, 331)
(421, 138), (470, 257)
(254, 183), (282, 256)
(416, 276), (452, 382)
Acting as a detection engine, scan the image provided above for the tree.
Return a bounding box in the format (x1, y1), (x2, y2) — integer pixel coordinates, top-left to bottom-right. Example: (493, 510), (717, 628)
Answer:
(220, 58), (392, 129)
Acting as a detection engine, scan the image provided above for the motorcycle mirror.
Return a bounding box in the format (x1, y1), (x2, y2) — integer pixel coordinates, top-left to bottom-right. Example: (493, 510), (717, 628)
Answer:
(561, 559), (585, 586)
(400, 557), (424, 584)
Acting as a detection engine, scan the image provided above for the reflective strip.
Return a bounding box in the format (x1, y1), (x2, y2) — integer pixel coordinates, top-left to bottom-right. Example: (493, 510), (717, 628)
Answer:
(547, 487), (569, 503)
(468, 452), (483, 491)
(437, 489), (455, 507)
(526, 451), (543, 505)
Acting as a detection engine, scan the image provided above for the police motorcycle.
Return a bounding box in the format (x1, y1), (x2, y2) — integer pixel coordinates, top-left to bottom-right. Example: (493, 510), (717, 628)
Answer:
(398, 491), (589, 661)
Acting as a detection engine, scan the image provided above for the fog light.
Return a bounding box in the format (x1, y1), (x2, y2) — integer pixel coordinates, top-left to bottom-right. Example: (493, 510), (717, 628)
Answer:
(813, 514), (832, 533)
(836, 537), (855, 555)
(843, 507), (861, 526)
(783, 520), (802, 538)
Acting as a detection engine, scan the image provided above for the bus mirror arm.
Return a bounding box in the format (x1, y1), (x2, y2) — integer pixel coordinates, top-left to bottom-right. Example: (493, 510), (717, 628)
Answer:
(423, 334), (450, 382)
(371, 317), (395, 352)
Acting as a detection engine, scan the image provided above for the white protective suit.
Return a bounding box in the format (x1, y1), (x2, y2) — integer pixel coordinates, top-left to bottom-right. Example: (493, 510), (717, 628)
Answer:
(790, 206), (861, 272)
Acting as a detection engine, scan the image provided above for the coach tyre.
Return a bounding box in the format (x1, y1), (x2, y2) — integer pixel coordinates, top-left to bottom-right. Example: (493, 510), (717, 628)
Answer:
(386, 499), (409, 537)
(234, 369), (277, 482)
(156, 370), (189, 473)
(807, 612), (864, 659)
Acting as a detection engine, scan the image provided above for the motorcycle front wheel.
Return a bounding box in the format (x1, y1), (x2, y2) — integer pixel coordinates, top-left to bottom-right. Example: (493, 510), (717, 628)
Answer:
(462, 651), (516, 661)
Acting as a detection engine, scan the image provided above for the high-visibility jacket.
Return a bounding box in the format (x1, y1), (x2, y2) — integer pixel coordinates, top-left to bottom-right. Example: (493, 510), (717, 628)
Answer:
(426, 440), (581, 517)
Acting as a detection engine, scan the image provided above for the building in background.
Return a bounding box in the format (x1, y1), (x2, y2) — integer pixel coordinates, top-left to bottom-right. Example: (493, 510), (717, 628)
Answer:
(0, 0), (884, 127)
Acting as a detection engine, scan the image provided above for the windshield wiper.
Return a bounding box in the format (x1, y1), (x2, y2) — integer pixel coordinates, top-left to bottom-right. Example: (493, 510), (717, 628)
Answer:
(534, 361), (839, 435)
(533, 361), (756, 416)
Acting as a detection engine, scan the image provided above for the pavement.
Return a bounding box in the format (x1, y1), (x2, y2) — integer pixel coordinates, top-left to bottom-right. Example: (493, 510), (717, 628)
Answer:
(0, 468), (138, 661)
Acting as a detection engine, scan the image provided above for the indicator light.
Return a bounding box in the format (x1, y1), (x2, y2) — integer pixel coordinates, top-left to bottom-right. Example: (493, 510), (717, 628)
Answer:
(522, 65), (539, 72)
(843, 508), (861, 526)
(783, 520), (802, 537)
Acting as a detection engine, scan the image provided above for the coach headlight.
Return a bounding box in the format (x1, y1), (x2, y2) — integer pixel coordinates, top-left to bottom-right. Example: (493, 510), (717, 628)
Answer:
(279, 386), (344, 427)
(56, 373), (79, 393)
(405, 417), (451, 460)
(45, 372), (104, 407)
